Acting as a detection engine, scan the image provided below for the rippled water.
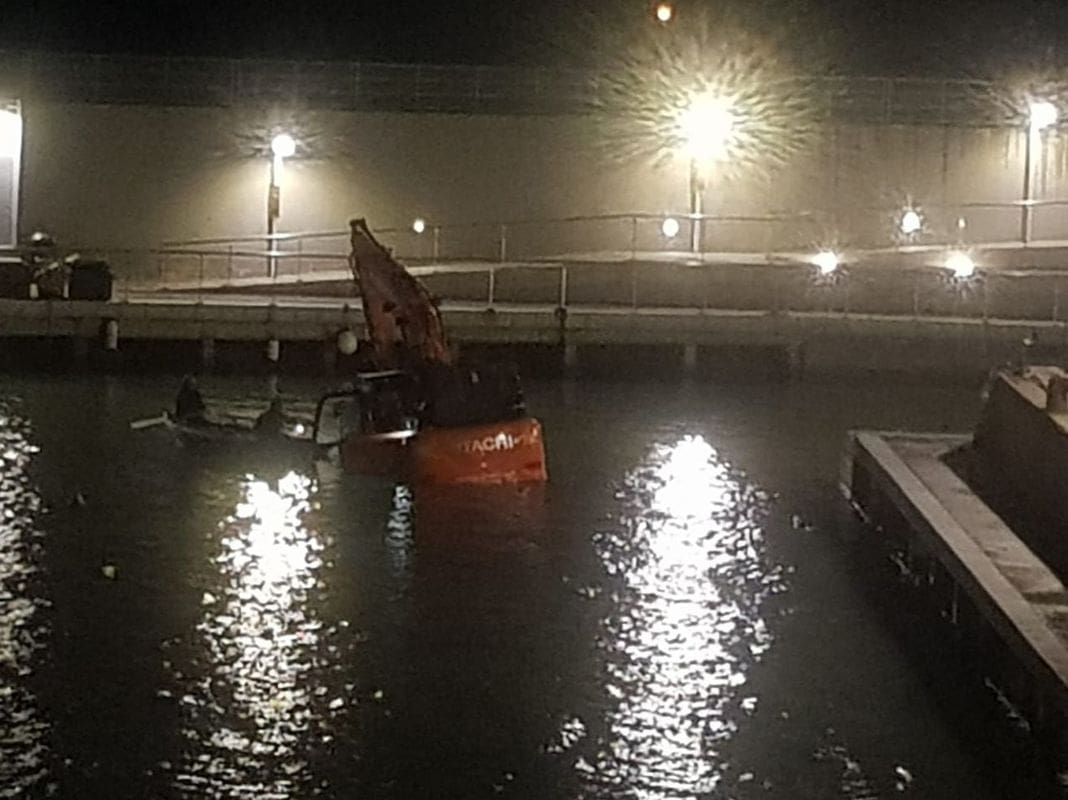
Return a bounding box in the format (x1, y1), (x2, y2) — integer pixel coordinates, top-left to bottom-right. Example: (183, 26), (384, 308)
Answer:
(0, 374), (1006, 798)
(0, 401), (50, 798)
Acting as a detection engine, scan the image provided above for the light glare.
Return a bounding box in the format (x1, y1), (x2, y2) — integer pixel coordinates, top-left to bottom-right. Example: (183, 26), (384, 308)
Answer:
(678, 91), (735, 163)
(661, 217), (681, 239)
(412, 218), (426, 234)
(900, 209), (922, 235)
(0, 110), (22, 159)
(655, 3), (673, 23)
(812, 250), (839, 275)
(270, 133), (296, 158)
(946, 251), (976, 279)
(1029, 101), (1058, 133)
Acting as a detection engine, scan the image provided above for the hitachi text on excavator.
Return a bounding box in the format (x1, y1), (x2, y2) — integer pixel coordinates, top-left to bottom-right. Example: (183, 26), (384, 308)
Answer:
(311, 219), (548, 484)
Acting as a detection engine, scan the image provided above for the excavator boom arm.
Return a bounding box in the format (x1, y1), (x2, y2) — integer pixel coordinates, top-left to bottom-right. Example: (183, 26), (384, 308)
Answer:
(348, 218), (452, 370)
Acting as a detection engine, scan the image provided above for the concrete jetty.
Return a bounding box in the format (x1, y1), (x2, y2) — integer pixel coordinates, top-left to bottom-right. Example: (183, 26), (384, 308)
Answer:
(0, 293), (1061, 376)
(844, 368), (1068, 771)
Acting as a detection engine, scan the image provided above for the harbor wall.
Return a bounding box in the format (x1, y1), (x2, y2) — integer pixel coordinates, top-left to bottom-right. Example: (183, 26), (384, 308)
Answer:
(15, 100), (1068, 252)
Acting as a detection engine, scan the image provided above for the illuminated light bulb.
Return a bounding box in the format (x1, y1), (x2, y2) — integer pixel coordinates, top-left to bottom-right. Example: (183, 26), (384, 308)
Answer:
(1029, 100), (1058, 133)
(812, 250), (840, 275)
(946, 251), (975, 279)
(900, 209), (922, 235)
(270, 133), (296, 158)
(661, 217), (680, 239)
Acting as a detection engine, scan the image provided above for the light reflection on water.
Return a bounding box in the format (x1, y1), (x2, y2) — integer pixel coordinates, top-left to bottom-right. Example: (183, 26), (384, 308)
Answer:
(170, 470), (355, 799)
(0, 404), (50, 798)
(580, 434), (787, 798)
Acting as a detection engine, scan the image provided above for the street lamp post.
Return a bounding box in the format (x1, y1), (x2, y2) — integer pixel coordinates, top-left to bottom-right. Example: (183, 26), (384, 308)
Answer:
(689, 158), (703, 252)
(267, 133), (295, 278)
(677, 91), (735, 254)
(1022, 101), (1057, 245)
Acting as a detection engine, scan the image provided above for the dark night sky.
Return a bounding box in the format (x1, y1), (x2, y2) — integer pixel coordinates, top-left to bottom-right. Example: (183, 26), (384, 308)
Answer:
(3, 0), (1068, 76)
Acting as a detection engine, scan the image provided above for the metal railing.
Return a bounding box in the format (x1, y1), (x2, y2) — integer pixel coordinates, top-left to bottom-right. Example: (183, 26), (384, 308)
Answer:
(0, 51), (1013, 126)
(148, 201), (1068, 281)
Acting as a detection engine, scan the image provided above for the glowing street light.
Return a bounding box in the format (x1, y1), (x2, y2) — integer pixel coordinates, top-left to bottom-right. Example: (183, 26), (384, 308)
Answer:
(0, 106), (23, 247)
(900, 208), (922, 236)
(0, 109), (21, 158)
(267, 132), (296, 278)
(1029, 100), (1058, 133)
(412, 218), (427, 234)
(812, 250), (840, 276)
(270, 132), (296, 159)
(1022, 100), (1058, 244)
(677, 90), (736, 253)
(945, 251), (976, 279)
(661, 217), (680, 239)
(655, 3), (674, 23)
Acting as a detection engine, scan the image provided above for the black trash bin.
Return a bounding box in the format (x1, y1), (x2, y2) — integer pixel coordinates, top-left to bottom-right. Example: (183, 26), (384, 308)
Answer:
(68, 260), (113, 301)
(0, 260), (31, 298)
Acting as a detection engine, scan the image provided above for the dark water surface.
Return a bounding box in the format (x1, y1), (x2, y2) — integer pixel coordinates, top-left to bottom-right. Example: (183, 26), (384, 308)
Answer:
(0, 373), (1000, 799)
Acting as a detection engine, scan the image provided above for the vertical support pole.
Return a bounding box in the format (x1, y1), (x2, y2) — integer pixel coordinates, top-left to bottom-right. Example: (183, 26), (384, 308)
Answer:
(683, 343), (698, 372)
(487, 267), (496, 308)
(227, 245), (234, 284)
(201, 338), (216, 371)
(1054, 280), (1061, 322)
(1022, 127), (1034, 245)
(296, 237), (303, 279)
(689, 158), (702, 254)
(322, 336), (338, 373)
(433, 226), (441, 261)
(940, 123), (950, 222)
(558, 265), (569, 309)
(630, 262), (638, 309)
(498, 224), (507, 262)
(103, 319), (119, 351)
(564, 343), (579, 370)
(71, 337), (89, 368)
(266, 338), (280, 364)
(629, 215), (638, 259)
(787, 341), (806, 382)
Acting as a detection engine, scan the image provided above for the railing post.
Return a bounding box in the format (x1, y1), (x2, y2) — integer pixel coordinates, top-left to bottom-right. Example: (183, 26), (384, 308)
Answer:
(198, 253), (205, 301)
(487, 267), (496, 308)
(498, 224), (508, 262)
(433, 226), (441, 261)
(227, 245), (234, 283)
(630, 215), (638, 259)
(630, 262), (638, 309)
(297, 237), (303, 279)
(559, 264), (568, 308)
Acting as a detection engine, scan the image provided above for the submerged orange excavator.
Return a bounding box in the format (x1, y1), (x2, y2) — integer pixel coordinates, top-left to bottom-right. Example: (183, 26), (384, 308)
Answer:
(312, 219), (548, 484)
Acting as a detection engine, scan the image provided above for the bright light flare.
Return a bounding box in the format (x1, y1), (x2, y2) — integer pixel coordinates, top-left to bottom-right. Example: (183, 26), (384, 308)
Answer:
(678, 91), (736, 163)
(812, 250), (840, 275)
(945, 251), (976, 279)
(1029, 100), (1058, 133)
(0, 110), (22, 159)
(270, 133), (296, 158)
(900, 209), (922, 236)
(412, 218), (426, 234)
(655, 3), (673, 23)
(661, 217), (680, 239)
